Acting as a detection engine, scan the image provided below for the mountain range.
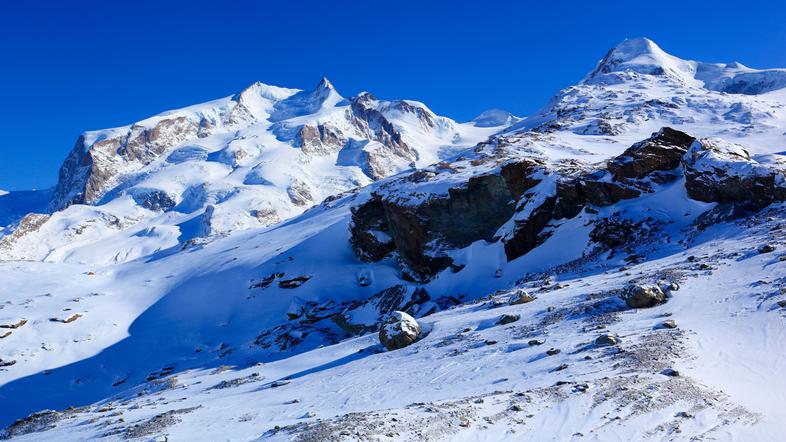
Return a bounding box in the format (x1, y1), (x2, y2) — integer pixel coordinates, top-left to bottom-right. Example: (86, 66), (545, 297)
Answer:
(1, 38), (786, 441)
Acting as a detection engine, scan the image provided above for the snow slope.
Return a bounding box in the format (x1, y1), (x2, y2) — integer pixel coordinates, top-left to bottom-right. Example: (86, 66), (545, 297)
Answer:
(1, 38), (786, 441)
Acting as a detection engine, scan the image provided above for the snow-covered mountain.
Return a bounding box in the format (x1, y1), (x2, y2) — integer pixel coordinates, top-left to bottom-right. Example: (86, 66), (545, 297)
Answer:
(0, 79), (508, 264)
(2, 38), (786, 441)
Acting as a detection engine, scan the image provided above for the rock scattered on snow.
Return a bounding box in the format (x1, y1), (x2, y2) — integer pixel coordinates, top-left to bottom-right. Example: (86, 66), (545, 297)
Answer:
(0, 319), (27, 329)
(378, 311), (421, 351)
(50, 313), (82, 324)
(758, 244), (776, 254)
(621, 284), (667, 309)
(509, 290), (536, 305)
(0, 358), (17, 367)
(497, 314), (520, 325)
(594, 334), (619, 346)
(278, 275), (312, 289)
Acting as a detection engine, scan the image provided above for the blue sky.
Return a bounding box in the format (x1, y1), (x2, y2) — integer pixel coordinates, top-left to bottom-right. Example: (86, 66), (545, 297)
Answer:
(1, 0), (785, 190)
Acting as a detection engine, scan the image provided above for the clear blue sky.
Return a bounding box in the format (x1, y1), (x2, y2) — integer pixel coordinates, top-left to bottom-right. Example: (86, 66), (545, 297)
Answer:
(1, 0), (785, 190)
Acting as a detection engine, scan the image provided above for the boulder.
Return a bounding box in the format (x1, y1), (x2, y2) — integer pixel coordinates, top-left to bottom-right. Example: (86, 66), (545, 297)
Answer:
(509, 290), (536, 305)
(621, 284), (666, 308)
(758, 244), (776, 254)
(379, 311), (421, 350)
(594, 334), (619, 346)
(497, 314), (520, 325)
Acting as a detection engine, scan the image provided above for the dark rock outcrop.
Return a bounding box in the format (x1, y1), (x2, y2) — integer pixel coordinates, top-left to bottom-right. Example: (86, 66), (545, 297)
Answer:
(349, 196), (396, 262)
(351, 160), (542, 280)
(608, 127), (695, 179)
(131, 189), (177, 211)
(589, 216), (642, 249)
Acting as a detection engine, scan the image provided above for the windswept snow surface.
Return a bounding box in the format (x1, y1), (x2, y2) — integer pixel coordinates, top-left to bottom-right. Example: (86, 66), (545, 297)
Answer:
(1, 38), (786, 441)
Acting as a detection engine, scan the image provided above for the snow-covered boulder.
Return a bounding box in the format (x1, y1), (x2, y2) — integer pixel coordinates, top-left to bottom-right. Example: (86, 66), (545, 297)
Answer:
(379, 311), (420, 351)
(683, 138), (786, 209)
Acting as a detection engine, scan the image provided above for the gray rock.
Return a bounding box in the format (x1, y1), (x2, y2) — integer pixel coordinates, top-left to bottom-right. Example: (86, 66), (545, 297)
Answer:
(758, 244), (776, 254)
(594, 334), (619, 346)
(662, 319), (677, 329)
(497, 314), (521, 325)
(379, 311), (421, 351)
(509, 290), (536, 305)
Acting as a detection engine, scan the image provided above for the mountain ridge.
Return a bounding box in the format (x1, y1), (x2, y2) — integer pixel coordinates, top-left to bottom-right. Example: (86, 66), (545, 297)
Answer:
(1, 38), (786, 441)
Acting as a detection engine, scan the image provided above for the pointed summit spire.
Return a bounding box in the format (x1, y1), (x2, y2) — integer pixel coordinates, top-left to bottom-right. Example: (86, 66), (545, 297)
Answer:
(316, 76), (335, 91)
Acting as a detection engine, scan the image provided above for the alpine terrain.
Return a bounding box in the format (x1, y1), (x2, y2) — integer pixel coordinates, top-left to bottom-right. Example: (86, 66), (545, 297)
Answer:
(1, 38), (786, 441)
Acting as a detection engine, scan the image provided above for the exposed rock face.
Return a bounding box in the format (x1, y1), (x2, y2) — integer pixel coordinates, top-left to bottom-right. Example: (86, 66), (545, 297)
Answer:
(350, 160), (542, 279)
(503, 195), (556, 261)
(349, 196), (396, 262)
(298, 123), (346, 156)
(378, 311), (421, 350)
(348, 93), (417, 177)
(0, 213), (50, 251)
(608, 127), (695, 179)
(130, 189), (177, 212)
(50, 116), (204, 210)
(250, 208), (280, 227)
(348, 126), (784, 280)
(287, 179), (314, 207)
(683, 138), (786, 210)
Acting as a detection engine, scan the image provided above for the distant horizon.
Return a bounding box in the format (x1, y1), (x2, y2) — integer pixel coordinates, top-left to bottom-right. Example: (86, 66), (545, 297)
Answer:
(1, 0), (785, 191)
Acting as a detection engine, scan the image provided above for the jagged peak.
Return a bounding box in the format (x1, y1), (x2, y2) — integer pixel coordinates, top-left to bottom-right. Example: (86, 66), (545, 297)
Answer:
(306, 76), (343, 106)
(316, 76), (335, 91)
(352, 91), (378, 103)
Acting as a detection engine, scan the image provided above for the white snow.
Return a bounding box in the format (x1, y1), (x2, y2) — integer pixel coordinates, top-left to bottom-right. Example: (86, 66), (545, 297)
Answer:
(1, 38), (786, 441)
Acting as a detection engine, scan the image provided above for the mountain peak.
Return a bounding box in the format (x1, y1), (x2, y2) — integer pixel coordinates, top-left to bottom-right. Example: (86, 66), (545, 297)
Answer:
(585, 37), (696, 83)
(610, 37), (663, 60)
(471, 108), (518, 127)
(316, 76), (336, 92)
